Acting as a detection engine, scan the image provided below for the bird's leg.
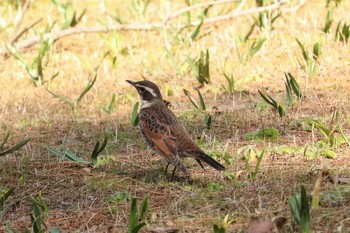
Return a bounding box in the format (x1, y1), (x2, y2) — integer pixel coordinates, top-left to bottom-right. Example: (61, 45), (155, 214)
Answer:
(171, 166), (177, 179)
(164, 162), (170, 174)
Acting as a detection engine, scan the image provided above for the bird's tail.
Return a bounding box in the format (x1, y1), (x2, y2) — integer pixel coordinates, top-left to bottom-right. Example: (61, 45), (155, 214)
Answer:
(197, 151), (225, 171)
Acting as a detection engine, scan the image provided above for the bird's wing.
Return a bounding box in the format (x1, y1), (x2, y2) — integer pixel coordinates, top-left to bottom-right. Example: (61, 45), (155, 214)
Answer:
(140, 111), (188, 174)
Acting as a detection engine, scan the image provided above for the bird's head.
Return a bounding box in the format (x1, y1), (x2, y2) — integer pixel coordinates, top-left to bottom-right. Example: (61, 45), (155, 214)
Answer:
(126, 80), (163, 107)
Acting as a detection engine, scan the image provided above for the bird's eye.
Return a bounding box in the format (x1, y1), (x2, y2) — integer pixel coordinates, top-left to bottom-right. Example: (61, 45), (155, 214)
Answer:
(139, 87), (145, 92)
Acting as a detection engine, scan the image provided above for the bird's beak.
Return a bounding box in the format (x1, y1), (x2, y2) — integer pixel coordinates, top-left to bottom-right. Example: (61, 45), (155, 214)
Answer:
(126, 80), (136, 86)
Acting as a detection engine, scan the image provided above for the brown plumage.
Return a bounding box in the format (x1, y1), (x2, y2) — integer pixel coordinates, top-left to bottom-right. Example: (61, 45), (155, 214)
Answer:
(127, 80), (225, 176)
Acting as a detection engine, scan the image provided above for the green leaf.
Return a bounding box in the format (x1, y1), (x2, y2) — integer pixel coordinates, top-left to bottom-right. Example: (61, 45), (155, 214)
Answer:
(194, 88), (206, 110)
(245, 127), (280, 140)
(186, 55), (199, 79)
(213, 224), (226, 233)
(312, 41), (322, 61)
(296, 38), (309, 62)
(300, 186), (311, 233)
(183, 89), (199, 109)
(129, 199), (138, 233)
(248, 37), (266, 58)
(46, 88), (75, 109)
(253, 150), (265, 178)
(139, 196), (149, 221)
(77, 74), (97, 103)
(204, 114), (212, 129)
(0, 188), (15, 210)
(131, 223), (146, 233)
(0, 138), (30, 157)
(0, 131), (10, 150)
(286, 72), (302, 98)
(258, 90), (278, 108)
(131, 102), (140, 126)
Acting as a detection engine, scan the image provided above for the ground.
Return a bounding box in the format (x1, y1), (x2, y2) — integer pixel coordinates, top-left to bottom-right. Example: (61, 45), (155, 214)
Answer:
(0, 0), (350, 232)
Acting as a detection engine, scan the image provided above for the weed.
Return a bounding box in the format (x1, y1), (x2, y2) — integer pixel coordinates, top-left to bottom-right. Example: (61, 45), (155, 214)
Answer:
(46, 74), (97, 111)
(128, 196), (149, 233)
(296, 38), (322, 77)
(245, 127), (280, 140)
(236, 37), (266, 65)
(0, 187), (15, 212)
(46, 131), (109, 167)
(289, 186), (311, 233)
(323, 9), (334, 33)
(223, 73), (235, 94)
(99, 93), (116, 114)
(335, 21), (350, 43)
(244, 149), (265, 180)
(131, 102), (140, 127)
(186, 49), (211, 86)
(213, 214), (233, 233)
(6, 35), (57, 86)
(258, 90), (285, 117)
(0, 131), (30, 157)
(184, 88), (212, 128)
(52, 0), (86, 29)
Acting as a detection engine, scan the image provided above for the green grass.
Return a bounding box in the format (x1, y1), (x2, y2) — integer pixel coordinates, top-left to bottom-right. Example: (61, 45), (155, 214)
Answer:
(1, 0), (350, 232)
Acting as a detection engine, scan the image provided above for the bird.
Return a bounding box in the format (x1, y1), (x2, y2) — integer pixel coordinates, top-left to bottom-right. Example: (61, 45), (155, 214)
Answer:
(126, 80), (225, 177)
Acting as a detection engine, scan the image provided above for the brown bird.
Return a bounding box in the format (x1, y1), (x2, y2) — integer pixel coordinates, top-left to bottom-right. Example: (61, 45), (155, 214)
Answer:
(127, 80), (225, 177)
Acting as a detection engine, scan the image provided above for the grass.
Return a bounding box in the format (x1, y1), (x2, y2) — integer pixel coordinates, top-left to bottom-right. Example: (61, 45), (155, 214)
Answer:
(1, 0), (350, 232)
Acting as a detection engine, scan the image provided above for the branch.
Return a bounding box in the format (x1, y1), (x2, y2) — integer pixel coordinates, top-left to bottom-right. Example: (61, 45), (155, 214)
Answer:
(9, 0), (31, 44)
(164, 0), (241, 25)
(0, 0), (302, 56)
(10, 18), (43, 45)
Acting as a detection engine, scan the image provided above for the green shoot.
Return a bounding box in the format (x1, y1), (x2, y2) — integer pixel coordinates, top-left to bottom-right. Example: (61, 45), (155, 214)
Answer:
(184, 88), (212, 128)
(289, 186), (311, 233)
(131, 102), (140, 127)
(128, 196), (149, 233)
(244, 149), (265, 180)
(236, 37), (266, 65)
(45, 146), (91, 165)
(285, 72), (302, 99)
(91, 131), (109, 166)
(186, 49), (211, 86)
(335, 21), (350, 43)
(6, 34), (56, 86)
(323, 9), (334, 33)
(130, 0), (151, 15)
(46, 74), (97, 111)
(336, 111), (350, 146)
(213, 214), (233, 233)
(0, 187), (15, 211)
(223, 73), (235, 94)
(52, 0), (86, 29)
(307, 119), (335, 146)
(296, 38), (322, 76)
(0, 132), (30, 157)
(245, 127), (280, 140)
(258, 90), (285, 117)
(30, 194), (49, 233)
(100, 93), (116, 114)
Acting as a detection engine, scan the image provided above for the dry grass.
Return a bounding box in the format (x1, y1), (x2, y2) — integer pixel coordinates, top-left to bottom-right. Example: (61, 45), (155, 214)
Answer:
(1, 0), (350, 232)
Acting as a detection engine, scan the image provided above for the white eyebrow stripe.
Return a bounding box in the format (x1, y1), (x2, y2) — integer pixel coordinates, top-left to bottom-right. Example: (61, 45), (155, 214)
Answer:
(141, 86), (157, 97)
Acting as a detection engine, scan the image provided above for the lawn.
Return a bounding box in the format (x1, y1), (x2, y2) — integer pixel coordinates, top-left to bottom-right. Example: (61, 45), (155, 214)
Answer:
(0, 0), (350, 232)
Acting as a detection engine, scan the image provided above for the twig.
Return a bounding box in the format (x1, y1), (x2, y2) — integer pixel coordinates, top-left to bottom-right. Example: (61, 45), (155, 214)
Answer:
(10, 0), (31, 43)
(193, 0), (288, 25)
(281, 0), (307, 13)
(164, 0), (241, 25)
(10, 18), (43, 44)
(0, 0), (302, 56)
